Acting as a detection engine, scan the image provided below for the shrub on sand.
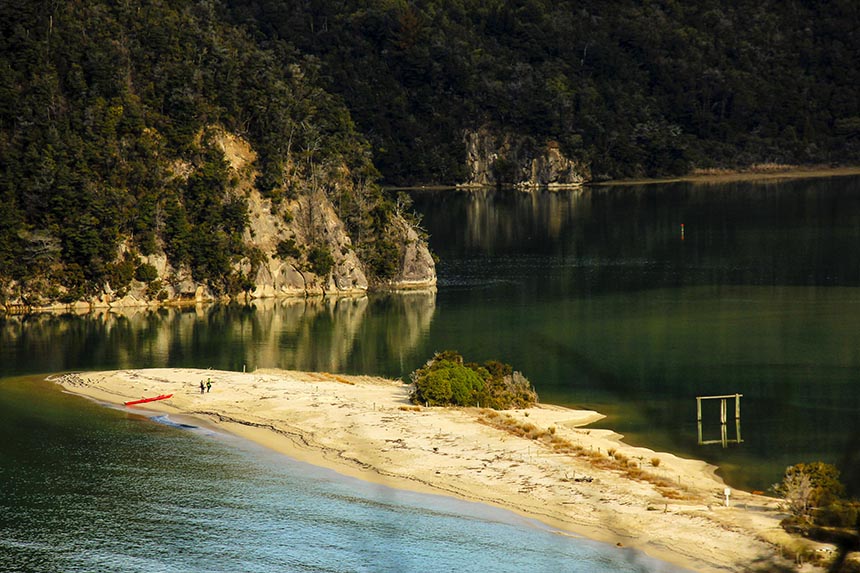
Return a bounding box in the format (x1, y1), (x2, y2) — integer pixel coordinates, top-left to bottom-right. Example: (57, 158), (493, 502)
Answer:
(410, 351), (537, 409)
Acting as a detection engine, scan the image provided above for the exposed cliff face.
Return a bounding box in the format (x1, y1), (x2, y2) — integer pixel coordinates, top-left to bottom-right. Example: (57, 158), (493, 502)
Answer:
(220, 131), (435, 297)
(247, 190), (369, 298)
(378, 216), (437, 290)
(463, 127), (590, 188)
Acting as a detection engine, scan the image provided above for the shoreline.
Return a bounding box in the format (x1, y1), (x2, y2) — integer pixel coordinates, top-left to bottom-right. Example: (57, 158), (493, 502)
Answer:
(1, 287), (436, 318)
(7, 166), (858, 317)
(596, 165), (860, 187)
(54, 368), (809, 572)
(383, 165), (860, 191)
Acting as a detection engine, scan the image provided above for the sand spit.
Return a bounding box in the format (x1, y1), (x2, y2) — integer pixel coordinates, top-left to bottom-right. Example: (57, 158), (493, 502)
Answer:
(55, 368), (808, 572)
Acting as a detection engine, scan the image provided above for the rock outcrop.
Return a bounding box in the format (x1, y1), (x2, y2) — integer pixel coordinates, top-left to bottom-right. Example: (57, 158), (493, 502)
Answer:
(463, 126), (590, 188)
(246, 189), (369, 298)
(381, 216), (437, 290)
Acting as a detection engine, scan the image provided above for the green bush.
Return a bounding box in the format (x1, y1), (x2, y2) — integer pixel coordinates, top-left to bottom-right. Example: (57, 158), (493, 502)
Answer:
(106, 252), (137, 292)
(774, 461), (846, 517)
(413, 360), (485, 406)
(491, 157), (518, 186)
(307, 245), (335, 276)
(225, 271), (255, 295)
(135, 263), (158, 283)
(363, 236), (400, 281)
(146, 280), (164, 300)
(410, 351), (537, 409)
(276, 238), (302, 260)
(58, 291), (79, 304)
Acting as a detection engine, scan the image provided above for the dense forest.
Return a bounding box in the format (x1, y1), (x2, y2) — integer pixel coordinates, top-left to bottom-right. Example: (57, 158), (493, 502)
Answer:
(0, 0), (416, 303)
(230, 0), (860, 184)
(1, 0), (859, 302)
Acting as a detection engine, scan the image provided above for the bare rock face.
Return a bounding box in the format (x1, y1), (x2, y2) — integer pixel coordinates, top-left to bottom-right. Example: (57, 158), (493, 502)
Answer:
(386, 216), (437, 290)
(290, 191), (369, 295)
(463, 126), (590, 188)
(252, 263), (305, 298)
(214, 132), (372, 299)
(243, 191), (370, 297)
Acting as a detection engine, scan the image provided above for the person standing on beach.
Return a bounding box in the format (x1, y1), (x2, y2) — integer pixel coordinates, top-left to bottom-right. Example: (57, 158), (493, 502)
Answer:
(206, 379), (212, 393)
(199, 380), (205, 394)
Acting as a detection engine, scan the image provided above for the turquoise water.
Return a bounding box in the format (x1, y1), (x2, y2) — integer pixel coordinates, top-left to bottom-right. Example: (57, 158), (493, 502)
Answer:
(0, 377), (686, 572)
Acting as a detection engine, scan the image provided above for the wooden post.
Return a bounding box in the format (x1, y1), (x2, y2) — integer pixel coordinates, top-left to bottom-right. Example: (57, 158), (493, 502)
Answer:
(696, 394), (743, 446)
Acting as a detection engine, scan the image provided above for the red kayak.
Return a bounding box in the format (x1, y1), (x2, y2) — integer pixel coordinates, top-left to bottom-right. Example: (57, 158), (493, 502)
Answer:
(124, 393), (173, 406)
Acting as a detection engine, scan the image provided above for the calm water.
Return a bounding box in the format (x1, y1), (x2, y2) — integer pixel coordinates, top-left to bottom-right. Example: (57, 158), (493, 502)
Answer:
(3, 176), (860, 570)
(411, 177), (860, 494)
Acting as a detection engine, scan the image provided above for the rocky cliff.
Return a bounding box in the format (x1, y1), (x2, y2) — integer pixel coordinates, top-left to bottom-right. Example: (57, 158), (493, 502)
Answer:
(463, 127), (590, 188)
(223, 130), (436, 298)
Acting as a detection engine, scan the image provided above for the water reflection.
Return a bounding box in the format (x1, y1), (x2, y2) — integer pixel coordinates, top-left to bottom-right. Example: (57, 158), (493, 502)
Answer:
(408, 179), (860, 494)
(0, 291), (436, 379)
(412, 176), (860, 292)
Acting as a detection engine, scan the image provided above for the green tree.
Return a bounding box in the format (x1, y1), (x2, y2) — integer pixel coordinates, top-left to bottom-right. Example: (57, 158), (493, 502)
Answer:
(276, 238), (302, 260)
(306, 244), (335, 277)
(135, 263), (159, 283)
(163, 198), (192, 266)
(0, 188), (24, 280)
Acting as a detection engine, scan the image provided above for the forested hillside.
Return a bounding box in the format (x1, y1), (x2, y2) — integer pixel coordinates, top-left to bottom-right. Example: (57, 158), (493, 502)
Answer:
(230, 0), (860, 184)
(0, 0), (433, 307)
(2, 0), (858, 306)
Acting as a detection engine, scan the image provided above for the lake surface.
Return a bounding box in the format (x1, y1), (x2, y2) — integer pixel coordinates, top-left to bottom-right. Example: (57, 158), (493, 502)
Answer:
(411, 177), (860, 494)
(3, 175), (860, 570)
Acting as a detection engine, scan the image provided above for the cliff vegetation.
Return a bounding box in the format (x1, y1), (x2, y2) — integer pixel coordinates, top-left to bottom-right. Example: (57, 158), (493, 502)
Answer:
(0, 0), (434, 309)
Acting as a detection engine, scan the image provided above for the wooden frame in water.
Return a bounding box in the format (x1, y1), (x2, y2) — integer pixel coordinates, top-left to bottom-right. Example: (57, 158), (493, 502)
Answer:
(696, 394), (743, 448)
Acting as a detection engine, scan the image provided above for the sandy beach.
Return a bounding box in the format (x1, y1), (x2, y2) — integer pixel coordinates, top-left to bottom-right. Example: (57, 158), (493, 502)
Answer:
(54, 368), (808, 572)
